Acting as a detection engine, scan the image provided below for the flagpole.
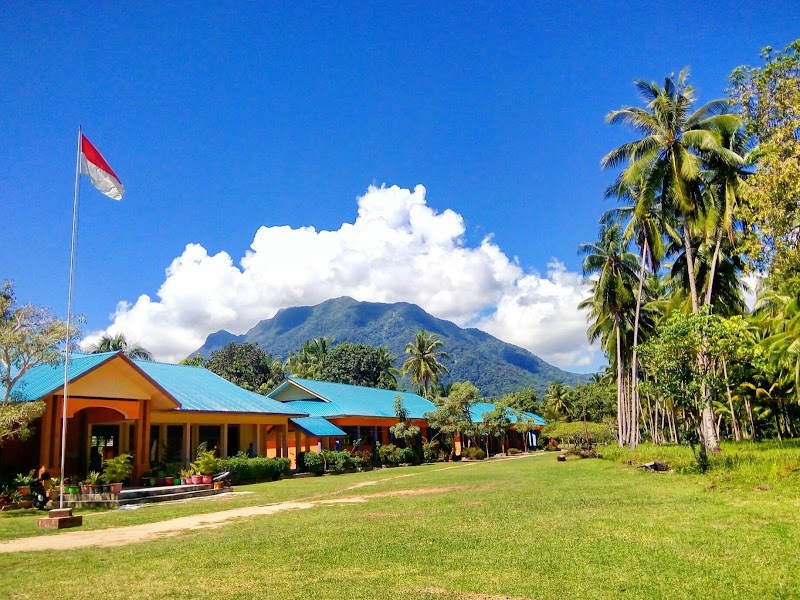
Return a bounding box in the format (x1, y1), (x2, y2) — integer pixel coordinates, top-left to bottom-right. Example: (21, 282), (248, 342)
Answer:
(60, 126), (82, 509)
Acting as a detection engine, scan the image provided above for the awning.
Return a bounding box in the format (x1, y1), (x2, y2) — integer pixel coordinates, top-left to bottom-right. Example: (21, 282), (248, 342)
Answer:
(290, 417), (347, 437)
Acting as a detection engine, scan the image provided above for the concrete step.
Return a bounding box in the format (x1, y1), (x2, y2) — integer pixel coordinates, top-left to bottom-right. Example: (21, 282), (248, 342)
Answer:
(59, 484), (229, 509)
(118, 487), (228, 506)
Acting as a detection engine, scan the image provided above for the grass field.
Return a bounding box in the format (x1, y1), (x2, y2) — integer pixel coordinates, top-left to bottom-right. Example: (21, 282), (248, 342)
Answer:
(1, 453), (799, 599)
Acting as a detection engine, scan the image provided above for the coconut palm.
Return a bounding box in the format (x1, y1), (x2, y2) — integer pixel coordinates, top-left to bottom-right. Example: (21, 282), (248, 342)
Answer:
(544, 382), (573, 420)
(285, 338), (331, 379)
(602, 68), (742, 315)
(402, 330), (449, 399)
(579, 223), (640, 446)
(89, 333), (153, 361)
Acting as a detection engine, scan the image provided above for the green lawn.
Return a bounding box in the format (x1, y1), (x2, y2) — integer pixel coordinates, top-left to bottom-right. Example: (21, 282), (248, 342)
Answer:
(1, 454), (799, 599)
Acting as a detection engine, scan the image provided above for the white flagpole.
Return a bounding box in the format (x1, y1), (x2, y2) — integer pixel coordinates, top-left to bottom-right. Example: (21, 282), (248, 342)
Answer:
(60, 126), (82, 509)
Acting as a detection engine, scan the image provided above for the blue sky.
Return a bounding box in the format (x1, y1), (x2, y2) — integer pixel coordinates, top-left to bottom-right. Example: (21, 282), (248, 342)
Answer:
(3, 2), (798, 373)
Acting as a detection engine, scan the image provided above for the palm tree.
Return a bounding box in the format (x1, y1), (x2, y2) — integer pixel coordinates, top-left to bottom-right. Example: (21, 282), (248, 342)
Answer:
(602, 68), (741, 315)
(89, 333), (153, 361)
(544, 382), (573, 420)
(285, 337), (331, 379)
(602, 69), (745, 453)
(603, 178), (668, 448)
(375, 345), (400, 389)
(579, 223), (640, 446)
(402, 330), (449, 399)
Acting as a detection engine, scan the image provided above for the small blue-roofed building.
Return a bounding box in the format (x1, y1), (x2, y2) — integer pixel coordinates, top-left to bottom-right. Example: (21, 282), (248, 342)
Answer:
(268, 377), (435, 454)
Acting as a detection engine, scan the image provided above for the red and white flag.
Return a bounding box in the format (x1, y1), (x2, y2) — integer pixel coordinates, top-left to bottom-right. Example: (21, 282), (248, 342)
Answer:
(79, 134), (125, 200)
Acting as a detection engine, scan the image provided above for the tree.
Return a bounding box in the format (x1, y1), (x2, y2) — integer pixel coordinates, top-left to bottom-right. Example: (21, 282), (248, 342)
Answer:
(317, 342), (398, 390)
(602, 69), (746, 453)
(424, 381), (478, 460)
(502, 388), (540, 415)
(401, 330), (449, 398)
(578, 223), (639, 445)
(204, 342), (285, 394)
(89, 332), (153, 360)
(482, 400), (513, 455)
(389, 394), (420, 447)
(543, 381), (573, 422)
(285, 337), (331, 379)
(729, 39), (800, 286)
(0, 281), (77, 443)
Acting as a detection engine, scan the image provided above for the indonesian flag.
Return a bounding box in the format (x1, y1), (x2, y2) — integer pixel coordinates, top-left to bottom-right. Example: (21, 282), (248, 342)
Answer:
(79, 133), (125, 200)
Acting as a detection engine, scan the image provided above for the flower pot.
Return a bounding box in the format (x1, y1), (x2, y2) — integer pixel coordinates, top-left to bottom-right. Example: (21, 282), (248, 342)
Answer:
(190, 475), (203, 484)
(174, 478), (182, 485)
(16, 486), (30, 497)
(213, 481), (224, 489)
(164, 477), (173, 485)
(202, 475), (212, 485)
(109, 483), (123, 494)
(80, 484), (92, 494)
(149, 477), (157, 487)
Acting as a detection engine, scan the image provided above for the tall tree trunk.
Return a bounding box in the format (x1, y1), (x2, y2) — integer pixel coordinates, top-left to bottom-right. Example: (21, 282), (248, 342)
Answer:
(682, 226), (700, 315)
(722, 358), (741, 441)
(616, 323), (626, 447)
(704, 229), (723, 307)
(629, 244), (648, 449)
(745, 396), (757, 440)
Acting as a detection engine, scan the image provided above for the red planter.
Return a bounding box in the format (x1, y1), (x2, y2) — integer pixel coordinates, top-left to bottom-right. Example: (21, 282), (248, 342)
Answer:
(202, 475), (212, 485)
(190, 475), (203, 484)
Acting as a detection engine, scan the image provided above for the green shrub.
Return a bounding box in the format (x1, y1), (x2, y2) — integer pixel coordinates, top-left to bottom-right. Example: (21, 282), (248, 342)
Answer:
(321, 450), (354, 473)
(303, 452), (324, 475)
(541, 422), (615, 449)
(217, 455), (290, 484)
(461, 447), (486, 460)
(398, 447), (416, 464)
(422, 441), (439, 462)
(378, 443), (400, 466)
(507, 448), (521, 455)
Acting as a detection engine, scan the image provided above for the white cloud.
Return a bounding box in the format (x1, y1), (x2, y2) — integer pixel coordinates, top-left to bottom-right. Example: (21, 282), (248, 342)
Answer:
(83, 184), (599, 371)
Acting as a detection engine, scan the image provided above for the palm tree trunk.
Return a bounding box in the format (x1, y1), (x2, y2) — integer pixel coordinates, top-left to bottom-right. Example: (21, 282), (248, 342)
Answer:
(704, 229), (723, 307)
(629, 244), (648, 449)
(616, 323), (626, 447)
(682, 223), (700, 315)
(722, 358), (741, 441)
(745, 396), (757, 440)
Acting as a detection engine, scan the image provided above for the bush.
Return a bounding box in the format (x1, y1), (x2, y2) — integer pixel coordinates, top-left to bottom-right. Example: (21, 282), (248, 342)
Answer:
(422, 441), (439, 463)
(321, 450), (354, 474)
(398, 447), (416, 465)
(461, 447), (486, 460)
(303, 452), (324, 475)
(542, 422), (615, 450)
(378, 443), (400, 466)
(217, 455), (290, 484)
(507, 448), (521, 455)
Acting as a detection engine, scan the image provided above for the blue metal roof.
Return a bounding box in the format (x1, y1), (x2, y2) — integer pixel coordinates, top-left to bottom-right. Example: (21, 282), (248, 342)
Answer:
(291, 417), (346, 437)
(471, 401), (547, 426)
(271, 377), (436, 419)
(5, 351), (305, 416)
(3, 352), (118, 402)
(133, 360), (304, 415)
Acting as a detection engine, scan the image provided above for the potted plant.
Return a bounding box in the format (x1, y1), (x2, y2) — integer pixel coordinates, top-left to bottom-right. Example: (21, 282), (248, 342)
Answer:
(102, 452), (133, 494)
(191, 442), (219, 485)
(64, 476), (79, 496)
(14, 470), (34, 498)
(86, 470), (103, 493)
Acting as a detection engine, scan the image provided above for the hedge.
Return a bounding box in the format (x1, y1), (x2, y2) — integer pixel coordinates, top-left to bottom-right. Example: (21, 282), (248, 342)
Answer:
(217, 455), (291, 485)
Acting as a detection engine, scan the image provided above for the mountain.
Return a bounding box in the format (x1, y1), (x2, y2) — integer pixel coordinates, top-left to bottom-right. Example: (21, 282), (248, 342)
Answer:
(191, 297), (591, 397)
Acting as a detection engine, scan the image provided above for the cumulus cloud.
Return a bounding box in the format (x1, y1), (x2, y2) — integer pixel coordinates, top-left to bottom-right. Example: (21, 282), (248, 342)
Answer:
(83, 184), (600, 370)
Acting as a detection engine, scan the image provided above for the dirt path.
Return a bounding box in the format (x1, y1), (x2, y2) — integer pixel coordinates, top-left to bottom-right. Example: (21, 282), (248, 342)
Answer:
(0, 472), (466, 554)
(0, 455), (541, 554)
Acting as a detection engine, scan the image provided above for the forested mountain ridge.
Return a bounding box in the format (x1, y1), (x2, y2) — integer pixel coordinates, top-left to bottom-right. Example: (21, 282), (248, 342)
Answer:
(191, 297), (590, 396)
